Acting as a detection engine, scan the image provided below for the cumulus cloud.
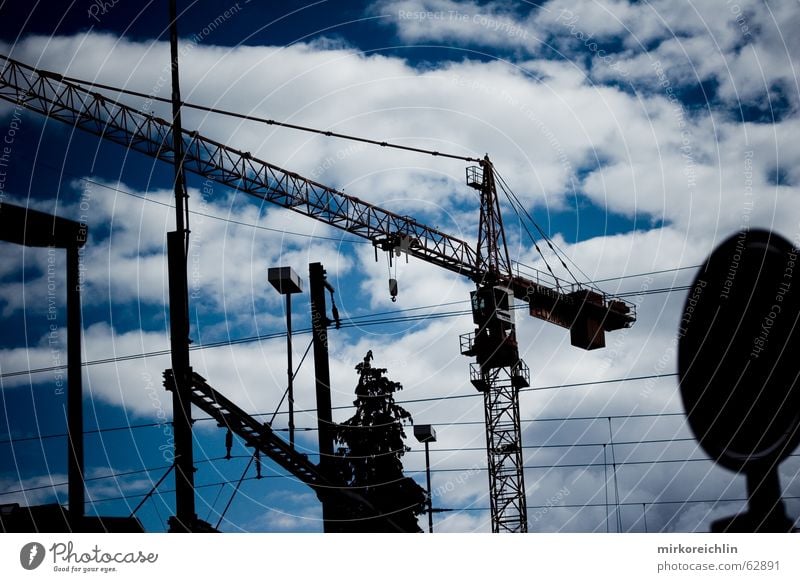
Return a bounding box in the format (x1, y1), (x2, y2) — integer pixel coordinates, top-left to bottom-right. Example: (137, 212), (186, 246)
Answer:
(2, 1), (799, 532)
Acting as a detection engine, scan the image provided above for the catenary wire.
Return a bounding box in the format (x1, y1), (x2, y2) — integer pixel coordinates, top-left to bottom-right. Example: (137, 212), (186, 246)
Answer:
(0, 411), (689, 446)
(0, 282), (689, 381)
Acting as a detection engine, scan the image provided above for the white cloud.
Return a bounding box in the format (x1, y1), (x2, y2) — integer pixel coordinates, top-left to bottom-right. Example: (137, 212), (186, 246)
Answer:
(2, 4), (799, 532)
(371, 0), (540, 51)
(0, 473), (68, 506)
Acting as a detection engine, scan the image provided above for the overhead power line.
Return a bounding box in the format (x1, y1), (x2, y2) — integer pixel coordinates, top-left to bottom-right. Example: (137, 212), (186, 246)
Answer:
(7, 450), (798, 500)
(53, 480), (800, 523)
(76, 173), (369, 246)
(23, 159), (368, 245)
(590, 264), (702, 284)
(0, 455), (235, 498)
(0, 410), (688, 447)
(1, 288), (692, 381)
(458, 495), (800, 513)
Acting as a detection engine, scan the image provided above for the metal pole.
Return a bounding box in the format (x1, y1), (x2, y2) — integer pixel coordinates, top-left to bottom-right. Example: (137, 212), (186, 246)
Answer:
(425, 441), (433, 533)
(747, 470), (784, 526)
(286, 293), (295, 449)
(169, 0), (189, 235)
(167, 0), (196, 532)
(309, 262), (335, 531)
(167, 233), (195, 531)
(66, 244), (84, 529)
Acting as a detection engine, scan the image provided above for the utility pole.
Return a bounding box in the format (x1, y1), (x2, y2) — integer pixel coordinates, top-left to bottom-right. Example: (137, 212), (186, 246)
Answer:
(309, 262), (337, 531)
(66, 244), (84, 529)
(166, 0), (196, 532)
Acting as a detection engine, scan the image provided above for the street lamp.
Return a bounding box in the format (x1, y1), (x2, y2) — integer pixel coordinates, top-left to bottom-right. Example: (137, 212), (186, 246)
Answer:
(268, 266), (303, 449)
(414, 424), (437, 533)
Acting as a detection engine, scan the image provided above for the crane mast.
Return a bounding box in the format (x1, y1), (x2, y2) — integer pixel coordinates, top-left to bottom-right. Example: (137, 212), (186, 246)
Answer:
(0, 55), (636, 532)
(462, 157), (530, 531)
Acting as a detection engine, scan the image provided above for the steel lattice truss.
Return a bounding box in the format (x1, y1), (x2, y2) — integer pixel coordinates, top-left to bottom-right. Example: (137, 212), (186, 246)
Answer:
(0, 55), (636, 332)
(483, 367), (528, 532)
(0, 57), (476, 275)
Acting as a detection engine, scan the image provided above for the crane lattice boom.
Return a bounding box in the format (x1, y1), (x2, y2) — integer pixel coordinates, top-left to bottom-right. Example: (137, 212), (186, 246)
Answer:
(0, 55), (635, 339)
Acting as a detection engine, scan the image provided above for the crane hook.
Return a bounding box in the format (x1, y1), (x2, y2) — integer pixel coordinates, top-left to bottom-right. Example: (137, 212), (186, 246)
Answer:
(389, 278), (398, 302)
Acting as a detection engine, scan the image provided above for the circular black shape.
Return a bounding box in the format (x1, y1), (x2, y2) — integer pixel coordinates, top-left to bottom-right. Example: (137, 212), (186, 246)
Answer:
(678, 229), (800, 472)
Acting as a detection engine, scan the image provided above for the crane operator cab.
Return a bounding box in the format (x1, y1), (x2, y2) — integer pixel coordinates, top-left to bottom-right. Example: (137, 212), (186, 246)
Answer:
(469, 285), (519, 370)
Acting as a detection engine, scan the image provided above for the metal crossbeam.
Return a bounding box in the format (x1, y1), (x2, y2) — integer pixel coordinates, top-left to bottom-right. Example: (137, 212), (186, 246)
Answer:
(165, 369), (401, 529)
(165, 370), (323, 485)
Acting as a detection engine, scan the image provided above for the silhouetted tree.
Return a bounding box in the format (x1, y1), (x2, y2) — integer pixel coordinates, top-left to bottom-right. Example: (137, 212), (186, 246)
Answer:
(333, 351), (426, 532)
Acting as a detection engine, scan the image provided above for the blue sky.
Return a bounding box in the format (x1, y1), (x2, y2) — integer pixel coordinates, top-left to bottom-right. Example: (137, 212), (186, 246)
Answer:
(1, 0), (799, 532)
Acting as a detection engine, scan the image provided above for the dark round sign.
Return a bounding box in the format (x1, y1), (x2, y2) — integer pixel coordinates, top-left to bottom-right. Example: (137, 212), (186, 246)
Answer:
(678, 229), (800, 472)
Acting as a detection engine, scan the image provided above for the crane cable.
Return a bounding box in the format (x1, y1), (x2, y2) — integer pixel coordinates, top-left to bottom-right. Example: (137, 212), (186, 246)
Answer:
(2, 57), (482, 164)
(491, 169), (562, 288)
(495, 167), (601, 288)
(495, 168), (588, 288)
(495, 177), (569, 287)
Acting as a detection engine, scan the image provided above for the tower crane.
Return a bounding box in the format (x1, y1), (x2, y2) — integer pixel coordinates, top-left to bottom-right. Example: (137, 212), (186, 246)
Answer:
(0, 55), (636, 532)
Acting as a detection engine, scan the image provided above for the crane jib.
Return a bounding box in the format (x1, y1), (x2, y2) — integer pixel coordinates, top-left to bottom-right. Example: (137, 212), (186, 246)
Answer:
(0, 55), (636, 337)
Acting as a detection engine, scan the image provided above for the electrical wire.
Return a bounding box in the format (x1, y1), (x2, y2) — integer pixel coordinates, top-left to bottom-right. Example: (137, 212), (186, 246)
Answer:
(10, 452), (799, 500)
(456, 495), (800, 512)
(83, 176), (369, 244)
(0, 371), (681, 440)
(589, 264), (702, 284)
(0, 412), (689, 447)
(0, 301), (476, 380)
(402, 452), (800, 474)
(0, 291), (691, 381)
(394, 372), (678, 406)
(215, 453), (255, 530)
(268, 339), (314, 426)
(616, 285), (692, 298)
(205, 483), (227, 523)
(128, 465), (173, 518)
(0, 456), (228, 497)
(85, 474), (282, 507)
